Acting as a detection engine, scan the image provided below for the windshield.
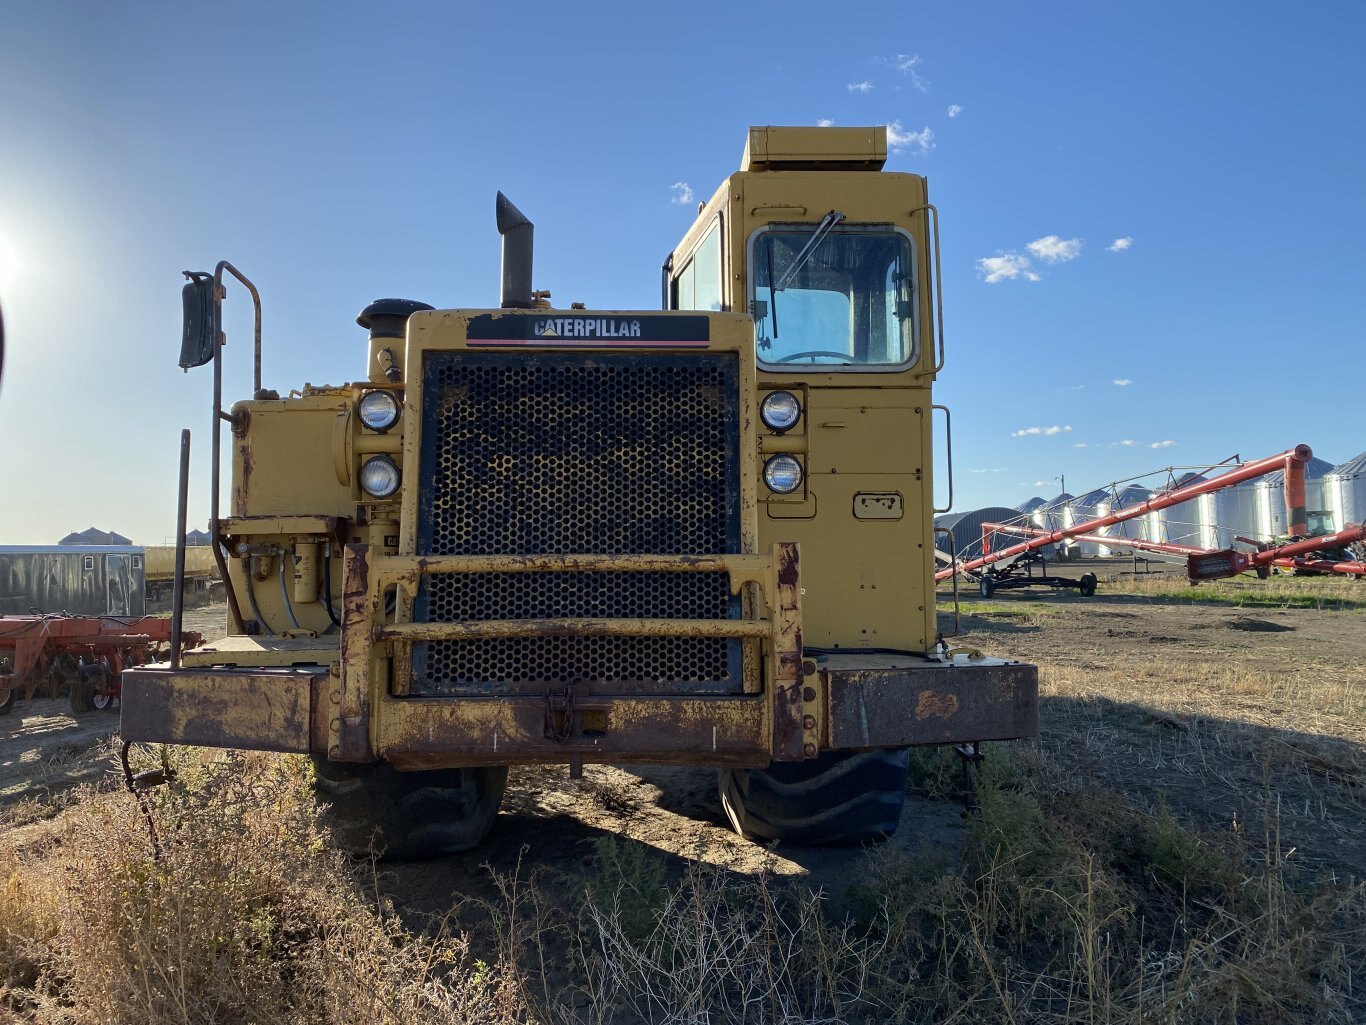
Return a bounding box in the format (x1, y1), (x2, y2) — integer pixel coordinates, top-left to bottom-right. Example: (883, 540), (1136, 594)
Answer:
(751, 228), (915, 369)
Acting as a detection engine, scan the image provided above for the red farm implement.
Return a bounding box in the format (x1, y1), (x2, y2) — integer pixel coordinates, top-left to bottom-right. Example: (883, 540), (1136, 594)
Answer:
(0, 615), (202, 716)
(937, 444), (1365, 595)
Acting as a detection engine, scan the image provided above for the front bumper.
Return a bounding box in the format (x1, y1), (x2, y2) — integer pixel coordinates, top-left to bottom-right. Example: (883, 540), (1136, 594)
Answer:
(120, 652), (1037, 768)
(121, 541), (1037, 768)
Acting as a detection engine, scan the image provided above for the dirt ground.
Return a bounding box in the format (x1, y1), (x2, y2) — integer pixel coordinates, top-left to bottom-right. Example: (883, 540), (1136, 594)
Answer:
(2, 576), (1363, 920)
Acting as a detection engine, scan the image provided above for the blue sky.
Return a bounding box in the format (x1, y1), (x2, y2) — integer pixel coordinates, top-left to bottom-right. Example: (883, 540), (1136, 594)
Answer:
(1, 1), (1362, 543)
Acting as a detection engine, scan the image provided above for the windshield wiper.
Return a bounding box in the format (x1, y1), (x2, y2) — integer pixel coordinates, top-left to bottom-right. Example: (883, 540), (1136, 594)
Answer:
(773, 210), (845, 291)
(766, 237), (779, 341)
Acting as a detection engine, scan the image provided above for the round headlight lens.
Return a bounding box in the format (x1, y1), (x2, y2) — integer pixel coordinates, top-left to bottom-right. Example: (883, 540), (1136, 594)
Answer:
(357, 389), (401, 432)
(760, 391), (802, 433)
(359, 456), (401, 498)
(763, 455), (804, 495)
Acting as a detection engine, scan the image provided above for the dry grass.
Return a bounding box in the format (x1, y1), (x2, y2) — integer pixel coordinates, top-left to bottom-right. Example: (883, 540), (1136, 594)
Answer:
(2, 575), (1364, 1022)
(1113, 571), (1366, 610)
(0, 751), (527, 1024)
(2, 743), (1361, 1024)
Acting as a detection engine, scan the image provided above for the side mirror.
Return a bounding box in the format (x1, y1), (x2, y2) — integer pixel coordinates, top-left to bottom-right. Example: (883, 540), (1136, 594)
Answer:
(179, 273), (218, 369)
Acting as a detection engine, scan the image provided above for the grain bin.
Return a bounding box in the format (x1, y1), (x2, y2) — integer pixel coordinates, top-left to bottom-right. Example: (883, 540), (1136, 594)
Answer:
(1324, 452), (1366, 530)
(1252, 457), (1335, 539)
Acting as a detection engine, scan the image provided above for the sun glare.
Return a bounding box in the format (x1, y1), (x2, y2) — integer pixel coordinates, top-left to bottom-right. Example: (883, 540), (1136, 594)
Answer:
(0, 233), (17, 290)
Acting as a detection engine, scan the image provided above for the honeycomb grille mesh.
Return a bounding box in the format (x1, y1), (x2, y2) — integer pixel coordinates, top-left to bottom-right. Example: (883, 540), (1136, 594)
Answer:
(411, 351), (742, 695)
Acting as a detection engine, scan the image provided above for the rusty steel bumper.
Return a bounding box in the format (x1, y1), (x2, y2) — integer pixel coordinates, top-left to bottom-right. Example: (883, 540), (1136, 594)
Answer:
(120, 654), (1037, 767)
(121, 541), (1038, 767)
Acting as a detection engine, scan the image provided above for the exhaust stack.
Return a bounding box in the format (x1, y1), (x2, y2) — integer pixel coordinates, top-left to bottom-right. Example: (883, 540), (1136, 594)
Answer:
(496, 192), (534, 309)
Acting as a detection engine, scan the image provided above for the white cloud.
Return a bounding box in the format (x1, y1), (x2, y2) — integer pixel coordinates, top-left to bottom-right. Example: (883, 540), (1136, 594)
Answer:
(1013, 425), (1072, 437)
(669, 181), (694, 206)
(881, 53), (928, 90)
(1073, 443), (1089, 448)
(947, 104), (962, 118)
(1026, 235), (1083, 263)
(1031, 480), (1053, 487)
(967, 467), (1007, 474)
(1150, 440), (1176, 449)
(816, 118), (835, 127)
(886, 121), (934, 154)
(1118, 440), (1138, 447)
(1113, 378), (1132, 386)
(847, 81), (873, 93)
(1107, 237), (1133, 252)
(976, 253), (1039, 284)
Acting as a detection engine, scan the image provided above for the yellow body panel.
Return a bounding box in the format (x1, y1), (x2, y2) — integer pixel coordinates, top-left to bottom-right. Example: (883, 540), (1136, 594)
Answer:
(669, 128), (939, 653)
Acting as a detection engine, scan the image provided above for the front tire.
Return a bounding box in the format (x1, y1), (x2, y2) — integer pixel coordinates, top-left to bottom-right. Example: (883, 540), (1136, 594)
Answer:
(718, 748), (910, 846)
(311, 758), (507, 859)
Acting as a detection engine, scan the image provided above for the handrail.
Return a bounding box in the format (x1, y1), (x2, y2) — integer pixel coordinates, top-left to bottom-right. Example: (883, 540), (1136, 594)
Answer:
(932, 403), (953, 514)
(206, 261), (262, 634)
(908, 203), (944, 374)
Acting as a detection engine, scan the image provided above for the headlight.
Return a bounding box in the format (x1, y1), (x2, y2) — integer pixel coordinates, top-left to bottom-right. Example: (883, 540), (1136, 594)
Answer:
(763, 455), (803, 495)
(760, 391), (802, 433)
(357, 389), (401, 432)
(359, 456), (401, 498)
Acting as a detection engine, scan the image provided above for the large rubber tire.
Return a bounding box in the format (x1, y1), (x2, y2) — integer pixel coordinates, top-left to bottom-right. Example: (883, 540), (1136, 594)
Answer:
(718, 748), (910, 846)
(311, 758), (507, 860)
(0, 684), (15, 716)
(1078, 573), (1098, 597)
(979, 575), (997, 598)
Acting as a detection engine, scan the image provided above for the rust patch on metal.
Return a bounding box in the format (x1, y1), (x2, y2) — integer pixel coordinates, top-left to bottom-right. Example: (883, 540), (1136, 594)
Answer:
(776, 541), (800, 590)
(336, 544), (374, 761)
(234, 444), (253, 516)
(770, 542), (806, 761)
(825, 658), (1039, 748)
(343, 543), (370, 597)
(916, 689), (959, 720)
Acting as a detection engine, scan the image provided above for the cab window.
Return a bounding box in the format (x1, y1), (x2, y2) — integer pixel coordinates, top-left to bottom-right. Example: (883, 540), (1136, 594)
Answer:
(750, 227), (916, 369)
(671, 220), (723, 312)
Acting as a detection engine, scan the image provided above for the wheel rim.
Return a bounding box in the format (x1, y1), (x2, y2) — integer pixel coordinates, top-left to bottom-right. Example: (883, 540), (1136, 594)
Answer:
(92, 692), (114, 711)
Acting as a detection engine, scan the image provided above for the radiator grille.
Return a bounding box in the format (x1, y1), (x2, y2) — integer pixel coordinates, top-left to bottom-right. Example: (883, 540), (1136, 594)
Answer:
(411, 351), (742, 695)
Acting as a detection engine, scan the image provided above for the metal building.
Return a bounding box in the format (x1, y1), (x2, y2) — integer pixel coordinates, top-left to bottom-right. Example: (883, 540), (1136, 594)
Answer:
(1197, 476), (1258, 550)
(1325, 452), (1366, 530)
(1016, 496), (1046, 515)
(1070, 488), (1113, 556)
(934, 507), (1026, 564)
(1139, 473), (1205, 548)
(1251, 457), (1335, 540)
(0, 546), (147, 617)
(1031, 493), (1073, 557)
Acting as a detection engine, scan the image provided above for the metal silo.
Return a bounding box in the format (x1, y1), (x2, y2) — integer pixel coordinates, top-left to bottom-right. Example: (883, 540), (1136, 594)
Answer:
(1325, 452), (1366, 530)
(1071, 488), (1112, 556)
(1031, 493), (1072, 557)
(1103, 485), (1153, 554)
(1016, 496), (1046, 516)
(1199, 476), (1259, 550)
(1145, 473), (1205, 547)
(1252, 457), (1334, 539)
